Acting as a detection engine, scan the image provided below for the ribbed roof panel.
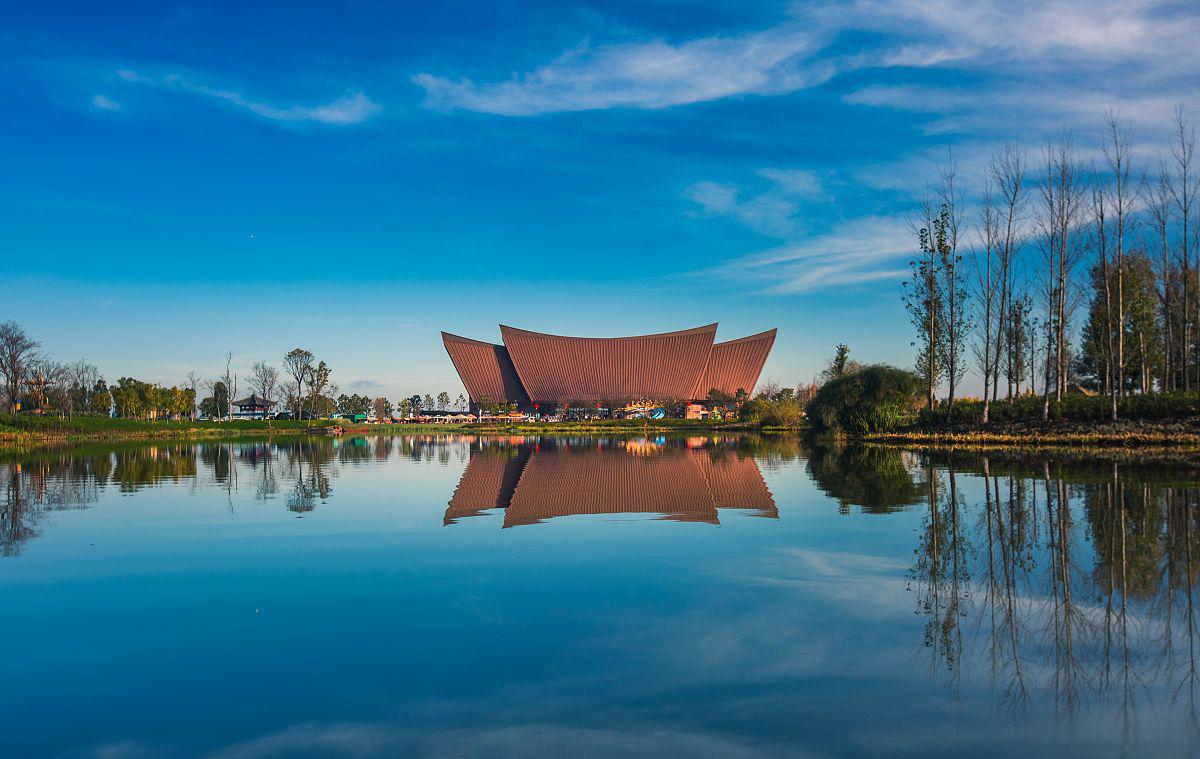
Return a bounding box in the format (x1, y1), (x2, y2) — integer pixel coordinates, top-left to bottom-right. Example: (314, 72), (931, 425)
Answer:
(442, 332), (530, 404)
(691, 329), (777, 398)
(503, 448), (718, 527)
(500, 324), (717, 404)
(691, 450), (778, 519)
(444, 447), (531, 525)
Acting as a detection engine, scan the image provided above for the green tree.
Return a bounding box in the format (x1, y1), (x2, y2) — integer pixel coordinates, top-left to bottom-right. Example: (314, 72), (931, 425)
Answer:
(903, 205), (948, 412)
(820, 344), (862, 383)
(372, 396), (393, 421)
(807, 365), (923, 434)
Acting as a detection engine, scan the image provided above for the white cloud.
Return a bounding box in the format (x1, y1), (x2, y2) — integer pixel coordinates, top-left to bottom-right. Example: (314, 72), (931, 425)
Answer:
(704, 215), (914, 294)
(413, 26), (842, 115)
(412, 0), (1197, 127)
(684, 180), (799, 238)
(117, 69), (380, 125)
(683, 167), (829, 239)
(91, 94), (120, 111)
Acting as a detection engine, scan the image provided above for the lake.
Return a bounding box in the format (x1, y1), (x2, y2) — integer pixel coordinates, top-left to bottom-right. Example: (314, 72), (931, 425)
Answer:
(3, 434), (1199, 757)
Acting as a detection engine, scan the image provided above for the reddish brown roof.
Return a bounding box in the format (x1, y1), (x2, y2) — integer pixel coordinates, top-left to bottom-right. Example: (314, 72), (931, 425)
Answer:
(691, 329), (777, 398)
(442, 332), (530, 404)
(500, 324), (717, 404)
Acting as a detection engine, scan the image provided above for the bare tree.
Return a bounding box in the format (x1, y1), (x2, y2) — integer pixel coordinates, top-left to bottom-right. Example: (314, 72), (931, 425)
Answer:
(184, 370), (201, 419)
(220, 353), (237, 421)
(1102, 110), (1136, 401)
(1147, 162), (1174, 389)
(1093, 185), (1117, 419)
(1037, 131), (1087, 414)
(1170, 107), (1197, 390)
(64, 359), (99, 420)
(992, 144), (1027, 402)
(0, 321), (39, 413)
(974, 178), (1003, 422)
(283, 348), (314, 420)
(938, 156), (969, 419)
(250, 361), (279, 407)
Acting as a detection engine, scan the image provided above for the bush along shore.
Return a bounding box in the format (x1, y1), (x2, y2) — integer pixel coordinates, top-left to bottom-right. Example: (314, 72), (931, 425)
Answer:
(0, 414), (777, 444)
(803, 366), (1200, 450)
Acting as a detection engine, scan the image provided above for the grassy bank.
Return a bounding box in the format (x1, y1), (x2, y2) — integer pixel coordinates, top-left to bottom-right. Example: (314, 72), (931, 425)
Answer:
(0, 414), (782, 445)
(0, 415), (342, 443)
(863, 417), (1200, 450)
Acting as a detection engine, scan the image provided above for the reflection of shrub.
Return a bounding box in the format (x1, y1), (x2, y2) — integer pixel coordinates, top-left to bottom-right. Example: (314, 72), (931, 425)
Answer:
(807, 365), (922, 434)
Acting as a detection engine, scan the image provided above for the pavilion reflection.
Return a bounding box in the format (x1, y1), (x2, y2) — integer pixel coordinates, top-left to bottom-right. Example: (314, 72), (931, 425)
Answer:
(445, 438), (777, 527)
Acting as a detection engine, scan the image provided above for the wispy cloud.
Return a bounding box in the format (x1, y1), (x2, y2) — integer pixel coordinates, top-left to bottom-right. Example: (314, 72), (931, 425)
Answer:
(701, 215), (913, 294)
(91, 94), (120, 111)
(413, 27), (842, 115)
(684, 168), (828, 238)
(116, 69), (380, 125)
(413, 0), (1197, 132)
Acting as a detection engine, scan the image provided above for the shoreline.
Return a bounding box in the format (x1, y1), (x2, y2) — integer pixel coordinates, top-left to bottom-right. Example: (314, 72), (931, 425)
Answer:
(0, 416), (778, 446)
(861, 418), (1200, 451)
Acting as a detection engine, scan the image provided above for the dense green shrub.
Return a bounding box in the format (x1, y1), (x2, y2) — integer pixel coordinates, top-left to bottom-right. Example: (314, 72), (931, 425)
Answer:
(739, 397), (804, 427)
(807, 365), (923, 434)
(923, 391), (1200, 425)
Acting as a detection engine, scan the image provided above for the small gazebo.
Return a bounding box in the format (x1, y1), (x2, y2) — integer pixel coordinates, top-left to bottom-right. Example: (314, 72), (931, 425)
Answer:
(232, 394), (277, 418)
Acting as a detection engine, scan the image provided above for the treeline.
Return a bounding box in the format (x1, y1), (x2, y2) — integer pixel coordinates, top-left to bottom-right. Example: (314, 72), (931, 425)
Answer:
(0, 322), (467, 422)
(904, 107), (1199, 423)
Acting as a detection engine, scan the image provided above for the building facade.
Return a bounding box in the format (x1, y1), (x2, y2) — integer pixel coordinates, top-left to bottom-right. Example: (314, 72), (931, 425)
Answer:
(442, 324), (776, 409)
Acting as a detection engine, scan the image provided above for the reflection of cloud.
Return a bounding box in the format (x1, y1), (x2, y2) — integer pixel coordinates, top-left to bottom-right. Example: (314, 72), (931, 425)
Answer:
(208, 721), (794, 759)
(81, 740), (159, 759)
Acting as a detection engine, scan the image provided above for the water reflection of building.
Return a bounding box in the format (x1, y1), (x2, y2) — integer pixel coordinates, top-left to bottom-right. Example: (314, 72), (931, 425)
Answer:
(445, 440), (777, 527)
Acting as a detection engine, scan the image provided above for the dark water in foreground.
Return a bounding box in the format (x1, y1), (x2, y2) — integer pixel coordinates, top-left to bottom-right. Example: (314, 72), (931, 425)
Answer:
(4, 435), (1200, 758)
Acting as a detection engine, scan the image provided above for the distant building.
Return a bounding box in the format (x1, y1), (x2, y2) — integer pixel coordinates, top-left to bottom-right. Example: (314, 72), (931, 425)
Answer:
(232, 394), (276, 419)
(442, 323), (776, 411)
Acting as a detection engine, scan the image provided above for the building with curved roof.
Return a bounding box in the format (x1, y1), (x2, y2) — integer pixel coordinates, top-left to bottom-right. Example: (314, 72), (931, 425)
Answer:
(442, 324), (775, 407)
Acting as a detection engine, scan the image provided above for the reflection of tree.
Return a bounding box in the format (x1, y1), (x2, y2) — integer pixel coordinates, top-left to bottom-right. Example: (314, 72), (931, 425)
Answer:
(909, 450), (1200, 739)
(1, 457), (102, 556)
(911, 463), (970, 702)
(112, 445), (197, 491)
(281, 440), (335, 515)
(807, 441), (924, 513)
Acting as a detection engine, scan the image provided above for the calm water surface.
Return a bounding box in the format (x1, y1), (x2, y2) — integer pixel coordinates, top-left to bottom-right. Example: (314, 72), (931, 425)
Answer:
(3, 434), (1200, 757)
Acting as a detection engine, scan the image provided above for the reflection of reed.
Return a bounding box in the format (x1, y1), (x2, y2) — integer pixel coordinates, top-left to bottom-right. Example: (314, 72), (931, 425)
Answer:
(445, 440), (777, 528)
(909, 452), (1200, 737)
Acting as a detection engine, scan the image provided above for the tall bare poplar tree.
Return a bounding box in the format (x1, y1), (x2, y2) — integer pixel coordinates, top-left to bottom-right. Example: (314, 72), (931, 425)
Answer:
(1148, 162), (1174, 389)
(1037, 132), (1086, 411)
(1170, 107), (1197, 390)
(1102, 111), (1135, 401)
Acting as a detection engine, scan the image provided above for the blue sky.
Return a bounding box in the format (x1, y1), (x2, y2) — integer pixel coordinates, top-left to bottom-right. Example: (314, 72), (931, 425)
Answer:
(5, 1), (1198, 399)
